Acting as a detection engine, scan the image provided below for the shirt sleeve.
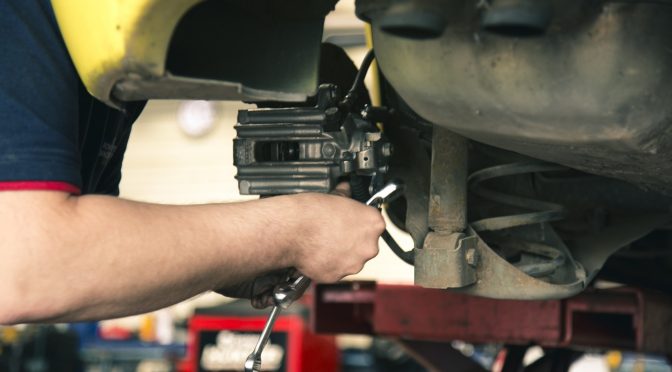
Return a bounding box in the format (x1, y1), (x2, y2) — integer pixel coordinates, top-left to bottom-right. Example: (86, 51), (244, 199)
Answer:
(0, 0), (82, 193)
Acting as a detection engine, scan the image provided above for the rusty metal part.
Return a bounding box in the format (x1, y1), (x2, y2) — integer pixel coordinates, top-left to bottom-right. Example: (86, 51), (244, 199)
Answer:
(456, 225), (587, 300)
(415, 233), (478, 288)
(414, 127), (471, 288)
(313, 282), (672, 356)
(456, 160), (667, 299)
(427, 127), (468, 232)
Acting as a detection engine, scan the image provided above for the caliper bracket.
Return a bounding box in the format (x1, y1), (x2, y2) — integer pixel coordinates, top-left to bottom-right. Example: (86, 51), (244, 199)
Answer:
(234, 84), (391, 195)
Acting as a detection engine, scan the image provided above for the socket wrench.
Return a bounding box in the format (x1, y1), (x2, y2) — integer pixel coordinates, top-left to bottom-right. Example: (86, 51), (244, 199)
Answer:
(244, 180), (404, 372)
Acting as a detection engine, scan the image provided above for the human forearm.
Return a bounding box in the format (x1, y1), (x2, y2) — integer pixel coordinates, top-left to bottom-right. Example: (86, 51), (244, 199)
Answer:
(0, 187), (384, 324)
(0, 192), (298, 323)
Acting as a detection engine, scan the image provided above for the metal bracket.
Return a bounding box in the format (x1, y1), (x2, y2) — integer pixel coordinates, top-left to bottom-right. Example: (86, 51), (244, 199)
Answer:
(415, 233), (478, 288)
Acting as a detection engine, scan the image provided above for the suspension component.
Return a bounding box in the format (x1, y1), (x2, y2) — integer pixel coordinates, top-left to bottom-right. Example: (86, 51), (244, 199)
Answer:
(468, 161), (568, 279)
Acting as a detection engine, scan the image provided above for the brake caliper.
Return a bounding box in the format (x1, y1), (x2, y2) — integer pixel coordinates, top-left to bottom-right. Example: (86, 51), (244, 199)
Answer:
(233, 85), (391, 196)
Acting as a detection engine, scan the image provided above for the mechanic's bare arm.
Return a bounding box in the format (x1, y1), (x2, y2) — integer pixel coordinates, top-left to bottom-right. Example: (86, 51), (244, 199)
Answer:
(0, 189), (384, 324)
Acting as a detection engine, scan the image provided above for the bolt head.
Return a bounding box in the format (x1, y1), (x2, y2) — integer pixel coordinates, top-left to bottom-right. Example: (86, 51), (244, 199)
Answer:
(465, 248), (478, 267)
(322, 143), (336, 158)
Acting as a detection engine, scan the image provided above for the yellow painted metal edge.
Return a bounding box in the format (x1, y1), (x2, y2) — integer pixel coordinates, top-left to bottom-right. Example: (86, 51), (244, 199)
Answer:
(51, 0), (202, 107)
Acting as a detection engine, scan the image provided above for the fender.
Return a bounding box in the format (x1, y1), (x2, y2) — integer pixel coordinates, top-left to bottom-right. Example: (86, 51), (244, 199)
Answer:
(51, 0), (336, 107)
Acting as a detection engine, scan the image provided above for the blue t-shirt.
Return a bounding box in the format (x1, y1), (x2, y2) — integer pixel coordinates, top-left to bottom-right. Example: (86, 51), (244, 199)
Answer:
(0, 0), (145, 195)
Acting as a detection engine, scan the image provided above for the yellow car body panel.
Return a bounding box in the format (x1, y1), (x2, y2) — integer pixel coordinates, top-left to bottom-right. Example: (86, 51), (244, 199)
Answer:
(52, 0), (200, 107)
(51, 0), (333, 108)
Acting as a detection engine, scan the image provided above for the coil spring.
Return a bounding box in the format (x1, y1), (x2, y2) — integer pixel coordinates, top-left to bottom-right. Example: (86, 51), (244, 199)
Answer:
(469, 161), (568, 278)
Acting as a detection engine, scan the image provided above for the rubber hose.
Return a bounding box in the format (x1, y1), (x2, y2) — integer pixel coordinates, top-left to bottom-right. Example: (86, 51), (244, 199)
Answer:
(382, 230), (415, 265)
(349, 176), (371, 203)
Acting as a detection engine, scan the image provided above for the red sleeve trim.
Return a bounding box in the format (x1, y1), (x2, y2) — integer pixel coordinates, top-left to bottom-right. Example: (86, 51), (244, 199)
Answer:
(0, 181), (81, 195)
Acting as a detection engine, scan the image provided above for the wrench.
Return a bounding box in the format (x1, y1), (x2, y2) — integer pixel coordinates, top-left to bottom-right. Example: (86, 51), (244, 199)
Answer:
(244, 180), (405, 372)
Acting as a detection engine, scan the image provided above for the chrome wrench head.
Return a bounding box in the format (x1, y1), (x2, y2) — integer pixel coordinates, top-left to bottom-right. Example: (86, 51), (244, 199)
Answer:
(273, 275), (312, 309)
(244, 356), (261, 372)
(366, 180), (405, 208)
(244, 277), (311, 371)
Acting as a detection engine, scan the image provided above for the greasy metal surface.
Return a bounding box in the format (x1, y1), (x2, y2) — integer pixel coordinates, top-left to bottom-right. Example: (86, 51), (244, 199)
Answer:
(415, 233), (478, 288)
(356, 0), (450, 39)
(481, 0), (553, 37)
(233, 85), (390, 195)
(313, 282), (672, 355)
(113, 74), (309, 103)
(569, 213), (672, 280)
(427, 128), (468, 232)
(455, 226), (587, 300)
(366, 0), (672, 194)
(415, 127), (471, 288)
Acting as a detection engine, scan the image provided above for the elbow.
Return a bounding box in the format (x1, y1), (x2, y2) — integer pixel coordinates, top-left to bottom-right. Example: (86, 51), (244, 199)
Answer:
(0, 249), (28, 324)
(0, 277), (68, 325)
(0, 192), (78, 324)
(0, 249), (70, 325)
(0, 271), (35, 324)
(0, 301), (25, 326)
(0, 282), (32, 325)
(0, 294), (19, 325)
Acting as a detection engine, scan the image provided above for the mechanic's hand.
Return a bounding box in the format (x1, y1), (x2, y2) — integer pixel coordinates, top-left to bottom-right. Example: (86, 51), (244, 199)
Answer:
(215, 268), (301, 309)
(288, 182), (385, 283)
(216, 183), (384, 308)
